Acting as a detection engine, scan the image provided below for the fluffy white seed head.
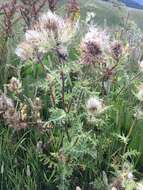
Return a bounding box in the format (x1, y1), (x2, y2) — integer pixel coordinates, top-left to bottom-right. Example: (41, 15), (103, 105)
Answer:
(86, 96), (103, 114)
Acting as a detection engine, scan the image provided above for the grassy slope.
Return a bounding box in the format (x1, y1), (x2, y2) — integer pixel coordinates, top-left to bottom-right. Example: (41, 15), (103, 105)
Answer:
(61, 0), (143, 29)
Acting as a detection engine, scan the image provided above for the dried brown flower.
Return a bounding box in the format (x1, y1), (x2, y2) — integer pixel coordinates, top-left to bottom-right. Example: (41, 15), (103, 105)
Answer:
(4, 108), (28, 130)
(111, 41), (123, 61)
(8, 77), (22, 93)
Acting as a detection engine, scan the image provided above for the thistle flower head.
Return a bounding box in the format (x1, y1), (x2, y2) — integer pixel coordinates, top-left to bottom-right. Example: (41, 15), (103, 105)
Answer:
(111, 41), (123, 61)
(83, 28), (109, 50)
(80, 27), (109, 65)
(16, 11), (78, 60)
(8, 77), (22, 93)
(37, 11), (64, 33)
(86, 96), (104, 115)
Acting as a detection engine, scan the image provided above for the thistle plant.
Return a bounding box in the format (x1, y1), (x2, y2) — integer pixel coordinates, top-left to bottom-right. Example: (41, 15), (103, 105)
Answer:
(1, 1), (143, 190)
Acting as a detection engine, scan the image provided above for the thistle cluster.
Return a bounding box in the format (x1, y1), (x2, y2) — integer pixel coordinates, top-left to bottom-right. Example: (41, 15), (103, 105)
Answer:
(15, 11), (78, 61)
(1, 0), (143, 188)
(0, 93), (28, 130)
(80, 27), (124, 66)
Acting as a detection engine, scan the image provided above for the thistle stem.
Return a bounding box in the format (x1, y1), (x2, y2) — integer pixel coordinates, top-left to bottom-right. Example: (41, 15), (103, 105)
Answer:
(50, 85), (56, 106)
(123, 119), (137, 154)
(60, 70), (65, 109)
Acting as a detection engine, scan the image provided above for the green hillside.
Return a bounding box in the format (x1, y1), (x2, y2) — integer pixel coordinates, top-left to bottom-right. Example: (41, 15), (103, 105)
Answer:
(61, 0), (143, 29)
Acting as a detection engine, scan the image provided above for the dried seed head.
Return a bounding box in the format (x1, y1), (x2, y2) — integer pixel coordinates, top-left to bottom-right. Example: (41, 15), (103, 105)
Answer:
(86, 97), (104, 115)
(111, 41), (123, 61)
(8, 77), (22, 93)
(38, 11), (64, 32)
(4, 108), (28, 130)
(0, 93), (28, 130)
(81, 41), (102, 65)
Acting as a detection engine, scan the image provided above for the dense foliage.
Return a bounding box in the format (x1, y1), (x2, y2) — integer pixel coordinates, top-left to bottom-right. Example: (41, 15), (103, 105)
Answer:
(1, 0), (143, 190)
